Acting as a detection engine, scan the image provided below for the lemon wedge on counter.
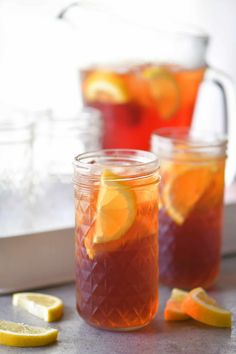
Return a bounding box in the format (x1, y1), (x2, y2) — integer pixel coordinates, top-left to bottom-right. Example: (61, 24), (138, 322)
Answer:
(0, 320), (58, 347)
(182, 287), (232, 328)
(164, 288), (190, 321)
(13, 293), (63, 322)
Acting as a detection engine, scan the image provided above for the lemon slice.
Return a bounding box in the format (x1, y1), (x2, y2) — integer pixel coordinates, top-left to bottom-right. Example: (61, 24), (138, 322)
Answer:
(182, 287), (232, 328)
(164, 288), (190, 321)
(0, 320), (58, 347)
(93, 169), (137, 244)
(162, 166), (212, 224)
(171, 288), (189, 302)
(13, 293), (63, 322)
(83, 71), (130, 103)
(142, 66), (180, 119)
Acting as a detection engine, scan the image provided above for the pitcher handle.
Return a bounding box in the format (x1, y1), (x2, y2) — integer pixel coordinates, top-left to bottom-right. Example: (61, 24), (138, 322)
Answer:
(57, 2), (80, 19)
(205, 67), (236, 185)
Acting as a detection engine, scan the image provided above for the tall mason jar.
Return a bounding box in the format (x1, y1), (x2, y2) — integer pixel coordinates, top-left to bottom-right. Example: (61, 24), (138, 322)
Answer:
(73, 149), (160, 330)
(151, 128), (227, 289)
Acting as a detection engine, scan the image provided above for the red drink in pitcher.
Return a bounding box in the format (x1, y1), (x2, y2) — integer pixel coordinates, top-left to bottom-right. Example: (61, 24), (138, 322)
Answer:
(81, 63), (205, 150)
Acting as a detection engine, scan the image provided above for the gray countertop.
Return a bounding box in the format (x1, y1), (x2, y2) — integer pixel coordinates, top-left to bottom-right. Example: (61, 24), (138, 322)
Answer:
(0, 256), (235, 354)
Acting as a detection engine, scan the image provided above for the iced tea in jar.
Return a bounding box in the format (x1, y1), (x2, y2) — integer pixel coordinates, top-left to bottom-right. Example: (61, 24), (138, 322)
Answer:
(74, 149), (160, 330)
(151, 128), (227, 289)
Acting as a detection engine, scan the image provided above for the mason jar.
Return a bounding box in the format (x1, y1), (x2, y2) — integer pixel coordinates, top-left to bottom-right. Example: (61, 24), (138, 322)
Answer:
(151, 127), (227, 289)
(0, 113), (33, 235)
(73, 149), (160, 330)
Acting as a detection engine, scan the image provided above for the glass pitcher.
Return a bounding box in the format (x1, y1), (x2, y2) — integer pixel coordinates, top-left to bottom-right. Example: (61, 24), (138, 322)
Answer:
(58, 1), (236, 183)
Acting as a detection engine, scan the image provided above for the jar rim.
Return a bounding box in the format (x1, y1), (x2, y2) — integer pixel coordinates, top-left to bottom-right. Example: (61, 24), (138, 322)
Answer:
(152, 127), (227, 149)
(151, 128), (227, 161)
(74, 149), (160, 180)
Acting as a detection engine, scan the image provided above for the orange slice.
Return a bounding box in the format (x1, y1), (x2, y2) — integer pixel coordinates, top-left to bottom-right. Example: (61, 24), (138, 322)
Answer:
(83, 170), (159, 259)
(162, 165), (212, 224)
(197, 160), (225, 210)
(164, 288), (190, 321)
(142, 66), (180, 119)
(93, 169), (136, 244)
(182, 288), (232, 328)
(83, 71), (130, 103)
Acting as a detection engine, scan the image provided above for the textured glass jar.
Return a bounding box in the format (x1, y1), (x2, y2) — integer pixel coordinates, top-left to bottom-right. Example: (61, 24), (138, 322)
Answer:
(0, 114), (33, 235)
(151, 128), (227, 289)
(74, 149), (160, 330)
(0, 117), (33, 191)
(49, 108), (102, 180)
(34, 107), (102, 184)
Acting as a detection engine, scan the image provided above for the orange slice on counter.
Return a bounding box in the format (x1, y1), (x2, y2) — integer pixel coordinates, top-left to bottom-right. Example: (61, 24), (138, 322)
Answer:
(83, 71), (130, 103)
(182, 287), (232, 328)
(162, 165), (213, 225)
(164, 288), (190, 321)
(142, 66), (180, 119)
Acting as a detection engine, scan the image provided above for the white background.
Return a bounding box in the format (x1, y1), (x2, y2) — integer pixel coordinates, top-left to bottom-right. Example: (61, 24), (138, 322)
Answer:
(0, 0), (235, 182)
(0, 0), (235, 112)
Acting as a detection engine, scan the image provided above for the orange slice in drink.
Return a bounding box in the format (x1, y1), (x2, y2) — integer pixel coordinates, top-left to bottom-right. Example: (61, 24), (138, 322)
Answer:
(93, 169), (136, 244)
(182, 287), (232, 328)
(142, 66), (180, 119)
(198, 160), (225, 210)
(83, 71), (130, 103)
(162, 165), (212, 225)
(164, 288), (190, 321)
(83, 170), (159, 259)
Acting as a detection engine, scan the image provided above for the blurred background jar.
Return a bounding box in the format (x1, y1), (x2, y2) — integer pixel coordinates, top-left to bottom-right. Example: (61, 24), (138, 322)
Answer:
(47, 107), (102, 183)
(33, 107), (102, 184)
(0, 105), (33, 235)
(31, 107), (102, 230)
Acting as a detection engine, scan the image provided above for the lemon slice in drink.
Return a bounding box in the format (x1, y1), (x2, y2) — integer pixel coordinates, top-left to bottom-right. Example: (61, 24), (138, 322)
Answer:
(182, 287), (232, 328)
(142, 66), (180, 119)
(83, 71), (130, 103)
(164, 288), (190, 321)
(162, 166), (212, 225)
(0, 320), (58, 347)
(94, 169), (137, 244)
(13, 293), (63, 322)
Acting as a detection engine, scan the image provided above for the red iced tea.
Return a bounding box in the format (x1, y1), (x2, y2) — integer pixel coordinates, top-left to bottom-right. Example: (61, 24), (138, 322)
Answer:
(152, 129), (227, 289)
(74, 150), (160, 330)
(81, 63), (205, 150)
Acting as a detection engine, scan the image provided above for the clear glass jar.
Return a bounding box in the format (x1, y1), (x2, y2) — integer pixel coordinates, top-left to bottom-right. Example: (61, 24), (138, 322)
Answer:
(31, 107), (102, 231)
(73, 149), (160, 330)
(151, 128), (227, 289)
(0, 119), (33, 191)
(0, 112), (33, 235)
(48, 108), (102, 180)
